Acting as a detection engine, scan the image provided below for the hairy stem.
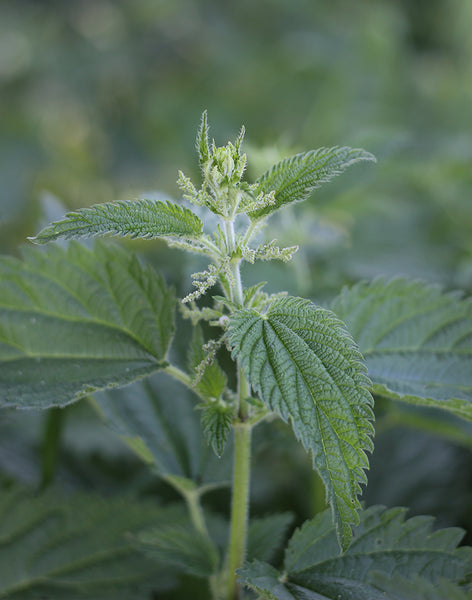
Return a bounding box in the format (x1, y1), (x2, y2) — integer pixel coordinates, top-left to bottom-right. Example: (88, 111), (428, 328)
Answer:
(222, 215), (252, 599)
(227, 422), (252, 600)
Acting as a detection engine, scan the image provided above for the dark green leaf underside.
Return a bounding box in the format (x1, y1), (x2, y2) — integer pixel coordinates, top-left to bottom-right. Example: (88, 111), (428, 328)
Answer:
(249, 146), (375, 220)
(30, 198), (203, 244)
(331, 278), (472, 421)
(0, 242), (175, 408)
(94, 374), (233, 487)
(238, 505), (472, 600)
(228, 296), (374, 550)
(135, 521), (219, 578)
(0, 487), (181, 599)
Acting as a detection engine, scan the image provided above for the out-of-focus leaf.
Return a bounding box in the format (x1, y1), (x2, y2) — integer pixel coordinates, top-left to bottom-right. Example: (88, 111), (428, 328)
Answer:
(0, 487), (179, 599)
(332, 278), (472, 421)
(94, 373), (232, 488)
(238, 506), (472, 600)
(0, 242), (175, 408)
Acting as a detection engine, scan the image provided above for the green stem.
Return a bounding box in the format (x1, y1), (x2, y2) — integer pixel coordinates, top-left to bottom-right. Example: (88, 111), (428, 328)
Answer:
(227, 422), (252, 600)
(222, 213), (253, 599)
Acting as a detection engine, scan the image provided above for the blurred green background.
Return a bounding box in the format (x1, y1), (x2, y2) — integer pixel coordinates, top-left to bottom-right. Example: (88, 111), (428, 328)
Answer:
(2, 0), (472, 296)
(1, 0), (472, 577)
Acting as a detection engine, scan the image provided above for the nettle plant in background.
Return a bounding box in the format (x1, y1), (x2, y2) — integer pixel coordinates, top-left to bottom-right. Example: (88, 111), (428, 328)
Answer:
(0, 112), (471, 600)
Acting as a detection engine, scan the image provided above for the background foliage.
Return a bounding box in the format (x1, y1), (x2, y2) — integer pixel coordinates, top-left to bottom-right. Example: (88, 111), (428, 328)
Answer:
(1, 0), (472, 597)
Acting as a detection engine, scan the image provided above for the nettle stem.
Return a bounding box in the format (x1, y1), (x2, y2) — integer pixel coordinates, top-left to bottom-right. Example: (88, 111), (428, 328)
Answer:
(223, 215), (252, 599)
(227, 421), (251, 600)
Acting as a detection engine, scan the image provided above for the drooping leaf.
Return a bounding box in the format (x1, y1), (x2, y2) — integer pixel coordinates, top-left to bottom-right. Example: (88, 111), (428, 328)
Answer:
(94, 372), (232, 488)
(247, 513), (294, 563)
(0, 487), (182, 599)
(135, 520), (219, 578)
(238, 506), (472, 600)
(200, 401), (233, 458)
(249, 146), (376, 220)
(0, 242), (175, 409)
(29, 199), (203, 244)
(188, 324), (227, 400)
(331, 278), (472, 421)
(228, 296), (374, 550)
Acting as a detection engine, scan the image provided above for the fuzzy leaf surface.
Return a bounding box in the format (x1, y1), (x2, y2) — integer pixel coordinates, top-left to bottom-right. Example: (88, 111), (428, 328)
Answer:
(30, 199), (203, 244)
(0, 242), (175, 408)
(331, 278), (472, 421)
(238, 506), (472, 600)
(249, 146), (375, 220)
(0, 487), (181, 599)
(228, 296), (374, 550)
(94, 373), (232, 487)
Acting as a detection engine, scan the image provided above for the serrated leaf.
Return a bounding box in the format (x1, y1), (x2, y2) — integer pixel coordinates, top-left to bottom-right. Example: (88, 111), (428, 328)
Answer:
(200, 401), (233, 457)
(0, 242), (175, 408)
(238, 506), (472, 600)
(247, 513), (294, 563)
(0, 487), (182, 599)
(188, 324), (227, 399)
(135, 521), (219, 578)
(94, 372), (232, 487)
(331, 278), (472, 421)
(227, 296), (374, 551)
(29, 199), (203, 244)
(249, 146), (375, 220)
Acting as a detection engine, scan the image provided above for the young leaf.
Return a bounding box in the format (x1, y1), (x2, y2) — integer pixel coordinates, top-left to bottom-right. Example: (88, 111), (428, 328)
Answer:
(238, 506), (472, 600)
(200, 401), (233, 457)
(196, 110), (210, 167)
(331, 278), (472, 421)
(228, 296), (374, 551)
(249, 146), (375, 220)
(135, 521), (219, 578)
(0, 487), (182, 599)
(29, 199), (203, 244)
(94, 373), (233, 488)
(188, 324), (227, 400)
(0, 242), (175, 409)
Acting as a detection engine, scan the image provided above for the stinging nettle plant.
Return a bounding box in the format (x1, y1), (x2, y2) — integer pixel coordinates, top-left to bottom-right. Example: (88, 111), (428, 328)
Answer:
(1, 111), (472, 600)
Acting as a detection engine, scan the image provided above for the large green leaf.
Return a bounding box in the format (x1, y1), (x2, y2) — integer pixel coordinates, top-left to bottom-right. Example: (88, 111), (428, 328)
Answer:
(94, 373), (232, 488)
(0, 487), (181, 599)
(29, 199), (203, 243)
(238, 506), (472, 600)
(228, 296), (374, 550)
(331, 278), (472, 421)
(249, 146), (375, 220)
(0, 242), (175, 408)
